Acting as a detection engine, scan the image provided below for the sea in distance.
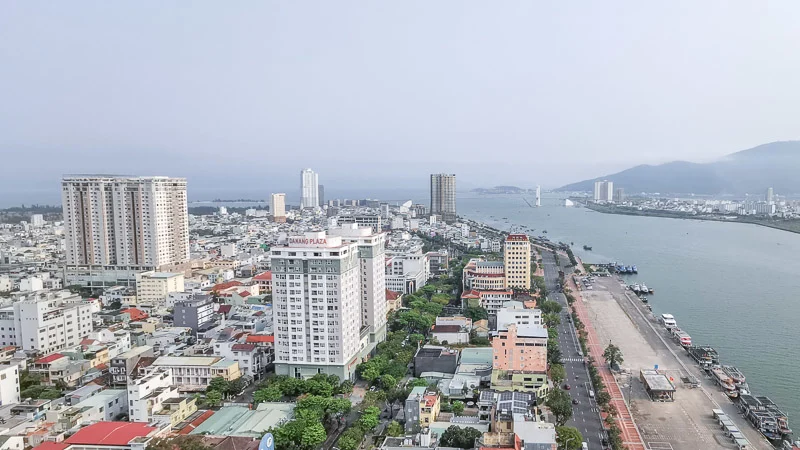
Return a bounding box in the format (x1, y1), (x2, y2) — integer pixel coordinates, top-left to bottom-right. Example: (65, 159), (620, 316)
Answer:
(459, 192), (800, 423)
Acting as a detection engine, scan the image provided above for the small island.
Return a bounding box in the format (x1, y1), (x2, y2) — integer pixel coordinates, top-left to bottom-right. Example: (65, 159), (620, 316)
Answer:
(472, 185), (530, 194)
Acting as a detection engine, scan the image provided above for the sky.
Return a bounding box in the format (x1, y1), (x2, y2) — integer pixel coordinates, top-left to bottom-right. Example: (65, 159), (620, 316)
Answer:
(2, 1), (800, 205)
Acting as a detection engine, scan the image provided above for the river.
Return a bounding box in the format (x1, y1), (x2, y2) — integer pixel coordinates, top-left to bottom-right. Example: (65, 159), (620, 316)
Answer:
(459, 192), (800, 423)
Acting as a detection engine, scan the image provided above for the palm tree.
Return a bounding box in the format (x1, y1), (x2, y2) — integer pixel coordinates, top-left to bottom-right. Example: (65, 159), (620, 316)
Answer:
(603, 344), (624, 370)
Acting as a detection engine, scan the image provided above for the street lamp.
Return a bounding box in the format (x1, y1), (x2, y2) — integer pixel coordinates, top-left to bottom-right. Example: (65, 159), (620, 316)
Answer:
(562, 436), (575, 450)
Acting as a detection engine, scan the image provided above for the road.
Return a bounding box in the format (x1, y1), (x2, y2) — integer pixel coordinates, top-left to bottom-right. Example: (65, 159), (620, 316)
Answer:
(542, 251), (607, 448)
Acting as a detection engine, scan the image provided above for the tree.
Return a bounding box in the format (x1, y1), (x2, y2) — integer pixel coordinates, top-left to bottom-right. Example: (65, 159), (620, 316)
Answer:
(596, 390), (612, 407)
(359, 406), (381, 431)
(547, 345), (562, 365)
(603, 344), (624, 369)
(420, 284), (438, 299)
(439, 426), (483, 449)
(208, 376), (229, 395)
(451, 400), (465, 415)
(305, 379), (334, 397)
(408, 378), (429, 388)
(254, 385), (282, 403)
(337, 380), (355, 395)
(386, 420), (404, 437)
(431, 293), (451, 306)
(300, 422), (327, 449)
(549, 363), (566, 384)
(380, 374), (397, 390)
(338, 434), (360, 450)
(555, 426), (583, 450)
(226, 377), (247, 397)
(543, 312), (561, 328)
(409, 333), (425, 344)
(361, 365), (382, 383)
(149, 436), (212, 450)
(545, 387), (573, 426)
(205, 390), (223, 407)
(463, 306), (488, 321)
(539, 300), (563, 315)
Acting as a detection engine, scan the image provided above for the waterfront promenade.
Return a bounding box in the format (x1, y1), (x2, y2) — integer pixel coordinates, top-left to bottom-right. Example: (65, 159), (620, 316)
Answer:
(561, 263), (647, 450)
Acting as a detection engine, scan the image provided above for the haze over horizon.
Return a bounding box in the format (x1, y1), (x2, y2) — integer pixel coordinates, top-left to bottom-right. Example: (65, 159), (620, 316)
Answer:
(2, 1), (800, 205)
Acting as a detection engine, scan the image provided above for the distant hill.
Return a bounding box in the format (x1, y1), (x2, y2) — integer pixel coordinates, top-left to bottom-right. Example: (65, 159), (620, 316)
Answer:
(556, 141), (800, 195)
(472, 186), (529, 194)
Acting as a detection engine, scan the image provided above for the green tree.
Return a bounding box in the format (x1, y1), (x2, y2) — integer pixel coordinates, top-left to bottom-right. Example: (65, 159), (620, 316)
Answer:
(596, 390), (611, 407)
(549, 363), (566, 384)
(380, 374), (397, 390)
(420, 284), (437, 299)
(254, 385), (283, 403)
(338, 434), (360, 450)
(205, 390), (223, 407)
(408, 378), (429, 388)
(300, 422), (327, 449)
(463, 306), (488, 321)
(359, 406), (381, 431)
(305, 379), (334, 397)
(543, 312), (561, 328)
(545, 387), (573, 426)
(277, 377), (306, 396)
(439, 426), (482, 449)
(386, 420), (404, 437)
(539, 299), (563, 314)
(409, 333), (425, 344)
(547, 344), (562, 365)
(603, 344), (624, 369)
(337, 380), (355, 395)
(208, 376), (229, 395)
(451, 400), (465, 415)
(555, 426), (583, 450)
(226, 377), (247, 397)
(361, 364), (382, 383)
(431, 293), (451, 306)
(148, 436), (212, 450)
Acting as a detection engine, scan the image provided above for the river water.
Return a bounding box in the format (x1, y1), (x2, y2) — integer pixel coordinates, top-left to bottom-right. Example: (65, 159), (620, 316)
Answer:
(459, 193), (800, 423)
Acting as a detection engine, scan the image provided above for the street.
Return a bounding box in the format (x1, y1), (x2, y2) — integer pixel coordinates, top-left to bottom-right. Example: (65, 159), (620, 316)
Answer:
(542, 251), (606, 448)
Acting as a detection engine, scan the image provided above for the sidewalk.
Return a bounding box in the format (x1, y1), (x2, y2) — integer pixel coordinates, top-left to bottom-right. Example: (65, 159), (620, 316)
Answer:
(566, 275), (646, 450)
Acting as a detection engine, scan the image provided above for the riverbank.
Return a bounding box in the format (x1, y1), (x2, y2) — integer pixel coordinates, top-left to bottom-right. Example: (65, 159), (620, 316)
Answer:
(582, 202), (800, 234)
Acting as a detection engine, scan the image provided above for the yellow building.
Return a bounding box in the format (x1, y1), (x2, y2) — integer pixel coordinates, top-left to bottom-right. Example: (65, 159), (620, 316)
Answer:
(405, 387), (441, 433)
(152, 396), (198, 426)
(504, 234), (531, 290)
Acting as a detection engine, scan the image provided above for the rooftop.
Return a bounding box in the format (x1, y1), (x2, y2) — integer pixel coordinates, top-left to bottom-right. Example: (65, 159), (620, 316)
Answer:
(153, 356), (223, 367)
(145, 272), (183, 279)
(65, 421), (159, 446)
(189, 403), (294, 438)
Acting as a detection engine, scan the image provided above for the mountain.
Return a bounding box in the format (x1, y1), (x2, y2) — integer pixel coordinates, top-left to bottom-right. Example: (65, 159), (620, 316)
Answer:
(556, 141), (800, 195)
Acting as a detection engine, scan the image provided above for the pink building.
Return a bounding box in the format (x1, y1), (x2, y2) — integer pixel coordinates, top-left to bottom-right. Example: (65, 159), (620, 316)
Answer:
(492, 324), (548, 372)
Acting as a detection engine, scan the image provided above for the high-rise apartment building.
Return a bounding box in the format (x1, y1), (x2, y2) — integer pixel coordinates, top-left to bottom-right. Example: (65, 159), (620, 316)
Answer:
(270, 193), (287, 223)
(61, 176), (189, 267)
(271, 231), (362, 380)
(593, 180), (614, 203)
(504, 234), (531, 291)
(329, 225), (387, 346)
(318, 184), (325, 206)
(766, 187), (774, 203)
(613, 187), (625, 203)
(535, 185), (541, 207)
(300, 169), (319, 209)
(430, 173), (456, 223)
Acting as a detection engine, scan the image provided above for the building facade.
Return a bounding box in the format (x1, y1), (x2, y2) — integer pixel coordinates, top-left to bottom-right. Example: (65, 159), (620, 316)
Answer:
(135, 272), (185, 308)
(0, 293), (94, 353)
(271, 231), (362, 380)
(593, 179), (614, 203)
(503, 234), (531, 291)
(300, 169), (319, 209)
(430, 173), (456, 223)
(173, 294), (215, 332)
(0, 364), (20, 406)
(492, 324), (547, 372)
(150, 356), (240, 392)
(270, 193), (287, 222)
(61, 175), (189, 267)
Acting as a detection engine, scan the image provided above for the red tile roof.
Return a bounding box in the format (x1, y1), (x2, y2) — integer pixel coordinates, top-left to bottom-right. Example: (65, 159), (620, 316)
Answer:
(32, 443), (69, 450)
(252, 271), (272, 281)
(245, 335), (274, 344)
(423, 395), (438, 407)
(460, 289), (481, 299)
(120, 308), (149, 321)
(177, 410), (215, 435)
(217, 305), (232, 314)
(35, 353), (66, 364)
(238, 291), (251, 298)
(213, 281), (243, 291)
(65, 422), (158, 446)
(385, 289), (400, 301)
(231, 343), (256, 352)
(431, 325), (462, 333)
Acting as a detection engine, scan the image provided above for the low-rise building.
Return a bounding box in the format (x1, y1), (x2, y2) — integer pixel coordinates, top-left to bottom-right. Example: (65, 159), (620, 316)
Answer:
(492, 324), (547, 373)
(404, 387), (440, 433)
(173, 293), (216, 332)
(150, 356), (240, 392)
(430, 325), (469, 345)
(30, 421), (169, 450)
(413, 346), (459, 378)
(110, 346), (155, 386)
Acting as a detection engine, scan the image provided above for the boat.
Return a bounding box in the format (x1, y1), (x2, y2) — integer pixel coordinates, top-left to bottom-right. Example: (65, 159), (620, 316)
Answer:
(542, 230), (548, 233)
(640, 283), (649, 293)
(632, 284), (641, 293)
(648, 286), (655, 294)
(659, 313), (677, 329)
(640, 296), (648, 304)
(686, 345), (719, 369)
(710, 366), (738, 397)
(738, 394), (793, 444)
(583, 245), (592, 251)
(721, 365), (747, 388)
(671, 328), (692, 347)
(631, 265), (638, 273)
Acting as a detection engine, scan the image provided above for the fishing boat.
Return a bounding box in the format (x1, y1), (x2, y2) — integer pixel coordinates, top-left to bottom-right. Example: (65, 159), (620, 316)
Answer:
(631, 265), (638, 273)
(721, 365), (747, 388)
(640, 283), (649, 294)
(583, 245), (592, 251)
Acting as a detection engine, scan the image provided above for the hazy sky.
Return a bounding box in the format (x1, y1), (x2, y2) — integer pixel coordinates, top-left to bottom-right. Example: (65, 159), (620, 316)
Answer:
(2, 1), (800, 203)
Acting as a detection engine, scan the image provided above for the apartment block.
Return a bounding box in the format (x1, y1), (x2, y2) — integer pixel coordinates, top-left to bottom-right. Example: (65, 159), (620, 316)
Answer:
(0, 364), (20, 406)
(430, 173), (457, 223)
(0, 292), (93, 353)
(61, 175), (189, 267)
(135, 272), (185, 308)
(150, 356), (240, 392)
(271, 231), (362, 380)
(173, 293), (215, 332)
(492, 324), (547, 373)
(270, 193), (287, 223)
(504, 234), (531, 291)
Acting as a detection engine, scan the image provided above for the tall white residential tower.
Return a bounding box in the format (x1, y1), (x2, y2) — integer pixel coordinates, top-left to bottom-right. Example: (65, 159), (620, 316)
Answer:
(61, 176), (189, 267)
(271, 231), (361, 379)
(535, 185), (541, 207)
(270, 193), (287, 223)
(430, 173), (456, 223)
(300, 169), (319, 209)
